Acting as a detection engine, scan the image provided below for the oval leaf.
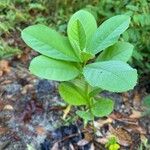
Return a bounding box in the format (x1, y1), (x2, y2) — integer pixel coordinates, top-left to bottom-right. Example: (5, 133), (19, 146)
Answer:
(83, 61), (137, 92)
(22, 24), (80, 62)
(29, 55), (80, 81)
(87, 15), (130, 54)
(76, 110), (94, 124)
(91, 98), (114, 117)
(68, 19), (86, 51)
(59, 82), (87, 105)
(96, 42), (134, 62)
(67, 10), (97, 51)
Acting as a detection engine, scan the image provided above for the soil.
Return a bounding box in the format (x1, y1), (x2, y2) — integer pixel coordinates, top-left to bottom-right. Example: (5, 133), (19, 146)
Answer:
(0, 31), (150, 150)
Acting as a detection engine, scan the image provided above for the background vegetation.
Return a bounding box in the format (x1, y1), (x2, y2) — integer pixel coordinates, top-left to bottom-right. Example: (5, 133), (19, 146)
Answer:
(0, 0), (150, 76)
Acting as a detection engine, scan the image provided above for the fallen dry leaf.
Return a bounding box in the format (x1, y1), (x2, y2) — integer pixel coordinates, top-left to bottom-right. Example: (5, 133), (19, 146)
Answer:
(18, 49), (30, 63)
(133, 91), (142, 109)
(0, 127), (9, 135)
(110, 112), (138, 125)
(94, 118), (113, 129)
(3, 105), (14, 110)
(77, 139), (89, 146)
(35, 125), (46, 135)
(0, 60), (11, 76)
(96, 137), (108, 145)
(129, 110), (142, 119)
(84, 132), (93, 142)
(123, 124), (146, 134)
(122, 92), (130, 102)
(109, 125), (132, 146)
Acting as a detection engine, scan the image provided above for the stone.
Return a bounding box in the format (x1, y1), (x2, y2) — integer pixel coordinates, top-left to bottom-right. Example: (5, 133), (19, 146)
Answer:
(35, 79), (55, 101)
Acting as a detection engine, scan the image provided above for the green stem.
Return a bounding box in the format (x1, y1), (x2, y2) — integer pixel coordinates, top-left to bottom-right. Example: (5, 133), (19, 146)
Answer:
(84, 82), (95, 131)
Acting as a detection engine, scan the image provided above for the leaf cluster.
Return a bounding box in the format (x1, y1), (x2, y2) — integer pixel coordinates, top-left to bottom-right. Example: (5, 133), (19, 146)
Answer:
(21, 10), (138, 122)
(1, 0), (150, 77)
(105, 136), (120, 150)
(88, 0), (150, 75)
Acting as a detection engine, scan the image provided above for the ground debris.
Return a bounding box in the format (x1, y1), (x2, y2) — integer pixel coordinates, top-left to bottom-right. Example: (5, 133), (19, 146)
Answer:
(109, 125), (132, 147)
(0, 60), (11, 76)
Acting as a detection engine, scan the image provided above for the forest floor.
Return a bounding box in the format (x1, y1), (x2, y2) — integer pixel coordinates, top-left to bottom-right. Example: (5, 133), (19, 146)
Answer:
(0, 31), (150, 150)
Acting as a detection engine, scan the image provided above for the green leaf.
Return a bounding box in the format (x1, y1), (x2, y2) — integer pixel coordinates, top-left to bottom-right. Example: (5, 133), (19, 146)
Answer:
(87, 15), (131, 54)
(91, 98), (114, 117)
(109, 144), (120, 150)
(76, 110), (94, 121)
(81, 51), (94, 62)
(59, 82), (87, 105)
(29, 55), (80, 81)
(71, 78), (99, 95)
(68, 19), (86, 51)
(70, 78), (87, 93)
(83, 61), (137, 92)
(21, 24), (80, 62)
(89, 88), (102, 97)
(67, 10), (97, 52)
(143, 95), (150, 108)
(96, 42), (134, 62)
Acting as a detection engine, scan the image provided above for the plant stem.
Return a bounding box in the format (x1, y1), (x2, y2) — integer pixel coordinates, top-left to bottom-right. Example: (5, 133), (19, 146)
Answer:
(84, 82), (95, 131)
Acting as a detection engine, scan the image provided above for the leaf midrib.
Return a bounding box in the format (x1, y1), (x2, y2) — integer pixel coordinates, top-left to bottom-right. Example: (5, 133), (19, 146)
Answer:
(76, 20), (86, 50)
(94, 19), (129, 52)
(24, 32), (79, 60)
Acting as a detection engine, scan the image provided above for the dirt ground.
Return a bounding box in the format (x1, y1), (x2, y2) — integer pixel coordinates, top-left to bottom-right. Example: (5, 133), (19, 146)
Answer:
(0, 50), (150, 150)
(0, 31), (150, 150)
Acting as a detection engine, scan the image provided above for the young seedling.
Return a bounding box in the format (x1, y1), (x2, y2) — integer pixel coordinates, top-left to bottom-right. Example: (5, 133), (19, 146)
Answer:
(105, 136), (120, 150)
(21, 10), (137, 125)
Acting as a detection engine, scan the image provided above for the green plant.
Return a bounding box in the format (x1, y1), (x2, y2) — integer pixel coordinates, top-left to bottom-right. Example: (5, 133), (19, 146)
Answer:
(142, 95), (150, 116)
(87, 0), (150, 76)
(105, 136), (120, 150)
(0, 40), (21, 59)
(138, 136), (150, 150)
(21, 10), (137, 124)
